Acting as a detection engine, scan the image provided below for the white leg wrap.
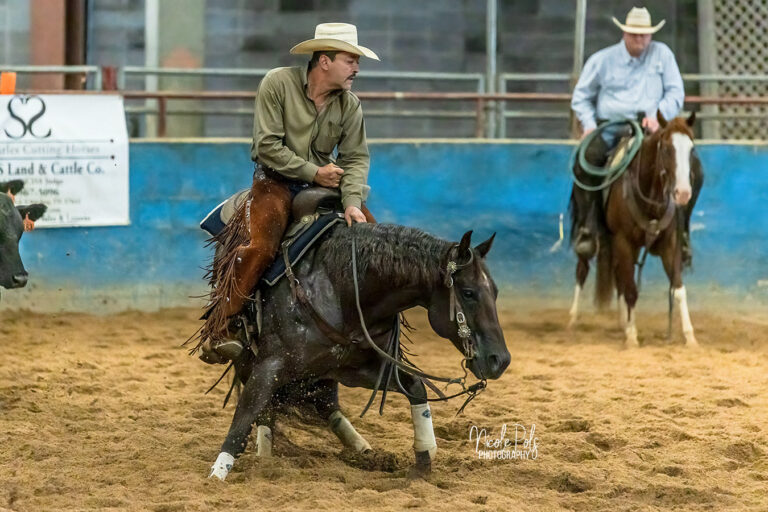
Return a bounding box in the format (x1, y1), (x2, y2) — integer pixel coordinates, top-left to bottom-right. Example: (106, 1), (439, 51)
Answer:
(411, 404), (437, 460)
(256, 425), (272, 457)
(568, 285), (581, 327)
(209, 452), (234, 481)
(673, 286), (698, 347)
(329, 410), (371, 453)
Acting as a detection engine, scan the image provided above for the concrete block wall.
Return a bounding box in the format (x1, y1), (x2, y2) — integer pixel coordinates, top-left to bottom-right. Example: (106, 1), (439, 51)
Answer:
(80, 0), (703, 138)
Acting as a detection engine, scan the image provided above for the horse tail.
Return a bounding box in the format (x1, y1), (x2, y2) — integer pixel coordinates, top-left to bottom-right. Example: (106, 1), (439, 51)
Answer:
(594, 226), (614, 310)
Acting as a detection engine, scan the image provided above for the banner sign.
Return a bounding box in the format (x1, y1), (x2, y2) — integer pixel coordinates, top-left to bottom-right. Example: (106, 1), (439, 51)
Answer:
(0, 94), (129, 227)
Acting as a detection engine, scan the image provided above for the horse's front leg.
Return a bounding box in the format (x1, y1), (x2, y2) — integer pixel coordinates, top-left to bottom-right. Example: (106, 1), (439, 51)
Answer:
(209, 356), (284, 480)
(660, 236), (698, 347)
(614, 236), (640, 348)
(569, 256), (591, 329)
(394, 371), (436, 478)
(309, 379), (372, 454)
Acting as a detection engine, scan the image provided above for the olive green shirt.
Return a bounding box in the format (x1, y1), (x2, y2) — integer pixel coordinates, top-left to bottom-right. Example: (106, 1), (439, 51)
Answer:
(250, 66), (370, 210)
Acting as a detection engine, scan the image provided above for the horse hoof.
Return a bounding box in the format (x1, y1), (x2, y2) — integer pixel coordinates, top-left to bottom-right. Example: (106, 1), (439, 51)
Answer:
(624, 339), (640, 349)
(408, 463), (431, 480)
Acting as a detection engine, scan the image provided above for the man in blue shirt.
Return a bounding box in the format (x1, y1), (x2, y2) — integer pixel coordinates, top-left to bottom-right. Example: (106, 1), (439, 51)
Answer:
(570, 7), (701, 264)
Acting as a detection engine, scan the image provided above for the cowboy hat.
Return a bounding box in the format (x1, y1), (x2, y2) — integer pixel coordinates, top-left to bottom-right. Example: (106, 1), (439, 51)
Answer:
(290, 23), (379, 61)
(612, 7), (665, 35)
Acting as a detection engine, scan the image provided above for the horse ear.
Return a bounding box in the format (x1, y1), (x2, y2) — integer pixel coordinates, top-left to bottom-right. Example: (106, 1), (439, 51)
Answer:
(458, 230), (473, 259)
(686, 111), (696, 127)
(474, 232), (496, 259)
(656, 110), (668, 128)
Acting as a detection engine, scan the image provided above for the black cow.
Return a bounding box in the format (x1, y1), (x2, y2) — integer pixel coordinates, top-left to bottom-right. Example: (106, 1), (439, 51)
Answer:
(0, 180), (47, 292)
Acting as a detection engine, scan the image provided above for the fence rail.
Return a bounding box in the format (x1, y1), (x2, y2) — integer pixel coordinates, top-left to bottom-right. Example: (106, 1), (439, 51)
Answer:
(3, 65), (768, 138)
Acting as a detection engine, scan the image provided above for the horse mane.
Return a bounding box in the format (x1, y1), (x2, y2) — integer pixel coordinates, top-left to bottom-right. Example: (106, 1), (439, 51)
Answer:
(320, 223), (451, 289)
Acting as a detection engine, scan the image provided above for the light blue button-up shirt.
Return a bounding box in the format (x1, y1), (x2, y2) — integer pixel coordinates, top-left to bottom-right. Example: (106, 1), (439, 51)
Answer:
(571, 40), (684, 131)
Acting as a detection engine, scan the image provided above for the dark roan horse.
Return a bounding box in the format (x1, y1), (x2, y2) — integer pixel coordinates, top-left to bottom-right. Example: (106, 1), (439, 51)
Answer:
(568, 112), (700, 348)
(199, 218), (511, 480)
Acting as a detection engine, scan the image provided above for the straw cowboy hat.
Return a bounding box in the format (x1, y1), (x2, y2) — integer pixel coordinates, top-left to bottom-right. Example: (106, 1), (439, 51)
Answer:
(290, 23), (379, 61)
(612, 7), (666, 34)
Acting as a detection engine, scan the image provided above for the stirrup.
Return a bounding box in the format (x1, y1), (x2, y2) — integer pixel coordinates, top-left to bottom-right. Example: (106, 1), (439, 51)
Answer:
(574, 227), (597, 258)
(213, 339), (244, 361)
(198, 338), (244, 365)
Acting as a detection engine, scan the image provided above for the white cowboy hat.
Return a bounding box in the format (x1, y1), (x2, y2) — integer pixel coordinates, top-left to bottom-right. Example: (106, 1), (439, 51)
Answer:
(612, 7), (666, 34)
(290, 23), (379, 61)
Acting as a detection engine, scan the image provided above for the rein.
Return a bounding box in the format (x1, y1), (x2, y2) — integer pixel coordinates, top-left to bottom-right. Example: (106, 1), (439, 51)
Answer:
(281, 229), (487, 413)
(623, 135), (677, 289)
(350, 235), (486, 408)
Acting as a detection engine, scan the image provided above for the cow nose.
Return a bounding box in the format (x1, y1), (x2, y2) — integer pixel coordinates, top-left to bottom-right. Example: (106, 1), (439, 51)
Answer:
(12, 272), (28, 288)
(674, 188), (691, 206)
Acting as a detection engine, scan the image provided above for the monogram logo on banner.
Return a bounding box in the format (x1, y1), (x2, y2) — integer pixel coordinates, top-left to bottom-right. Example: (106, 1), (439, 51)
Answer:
(4, 95), (52, 139)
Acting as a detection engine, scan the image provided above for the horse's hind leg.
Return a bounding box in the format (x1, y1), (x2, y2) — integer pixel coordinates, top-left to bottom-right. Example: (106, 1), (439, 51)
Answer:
(661, 240), (698, 347)
(209, 356), (283, 480)
(568, 256), (590, 328)
(310, 379), (371, 453)
(254, 405), (274, 457)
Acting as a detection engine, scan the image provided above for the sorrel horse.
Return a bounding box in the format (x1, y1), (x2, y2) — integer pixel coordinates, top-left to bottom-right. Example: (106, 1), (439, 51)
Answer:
(568, 112), (700, 348)
(200, 221), (511, 480)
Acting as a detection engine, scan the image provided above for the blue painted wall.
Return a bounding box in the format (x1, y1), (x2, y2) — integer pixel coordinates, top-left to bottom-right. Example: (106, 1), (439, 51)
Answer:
(8, 141), (768, 311)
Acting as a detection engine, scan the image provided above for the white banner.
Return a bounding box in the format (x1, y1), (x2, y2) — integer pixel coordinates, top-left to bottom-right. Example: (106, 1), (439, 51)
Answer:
(0, 94), (129, 227)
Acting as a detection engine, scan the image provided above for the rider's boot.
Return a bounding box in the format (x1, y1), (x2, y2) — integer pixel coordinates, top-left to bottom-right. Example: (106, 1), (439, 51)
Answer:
(573, 226), (597, 259)
(199, 318), (247, 365)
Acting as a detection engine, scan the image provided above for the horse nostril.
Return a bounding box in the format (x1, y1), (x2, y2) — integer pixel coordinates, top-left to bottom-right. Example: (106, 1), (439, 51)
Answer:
(12, 273), (28, 287)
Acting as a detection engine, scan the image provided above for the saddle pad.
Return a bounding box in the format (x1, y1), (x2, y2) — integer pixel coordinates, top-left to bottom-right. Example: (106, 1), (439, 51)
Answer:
(262, 212), (344, 286)
(200, 188), (250, 237)
(200, 191), (343, 287)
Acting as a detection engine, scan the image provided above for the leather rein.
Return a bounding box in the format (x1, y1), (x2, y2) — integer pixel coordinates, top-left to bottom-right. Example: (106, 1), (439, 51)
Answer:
(281, 233), (487, 412)
(623, 136), (678, 287)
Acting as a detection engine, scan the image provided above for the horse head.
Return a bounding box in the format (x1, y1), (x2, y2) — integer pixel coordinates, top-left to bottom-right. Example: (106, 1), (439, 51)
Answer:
(656, 111), (696, 206)
(427, 230), (510, 380)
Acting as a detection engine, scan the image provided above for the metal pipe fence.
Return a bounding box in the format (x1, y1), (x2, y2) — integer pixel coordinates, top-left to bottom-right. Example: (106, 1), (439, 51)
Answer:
(4, 65), (768, 139)
(0, 65), (102, 90)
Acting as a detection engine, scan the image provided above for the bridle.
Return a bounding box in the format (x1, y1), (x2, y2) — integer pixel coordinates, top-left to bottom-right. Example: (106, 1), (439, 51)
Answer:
(443, 247), (476, 361)
(348, 235), (487, 409)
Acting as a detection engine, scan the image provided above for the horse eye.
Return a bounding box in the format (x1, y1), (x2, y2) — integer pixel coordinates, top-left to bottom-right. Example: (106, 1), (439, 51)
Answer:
(461, 289), (476, 300)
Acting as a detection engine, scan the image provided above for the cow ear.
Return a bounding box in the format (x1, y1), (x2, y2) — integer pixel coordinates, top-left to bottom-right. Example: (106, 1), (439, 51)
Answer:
(474, 232), (496, 259)
(686, 111), (696, 127)
(17, 203), (47, 222)
(656, 110), (668, 128)
(1, 179), (24, 196)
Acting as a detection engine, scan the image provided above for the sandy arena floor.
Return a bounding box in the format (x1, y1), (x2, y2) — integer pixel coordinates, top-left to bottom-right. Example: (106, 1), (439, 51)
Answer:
(1, 303), (767, 511)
